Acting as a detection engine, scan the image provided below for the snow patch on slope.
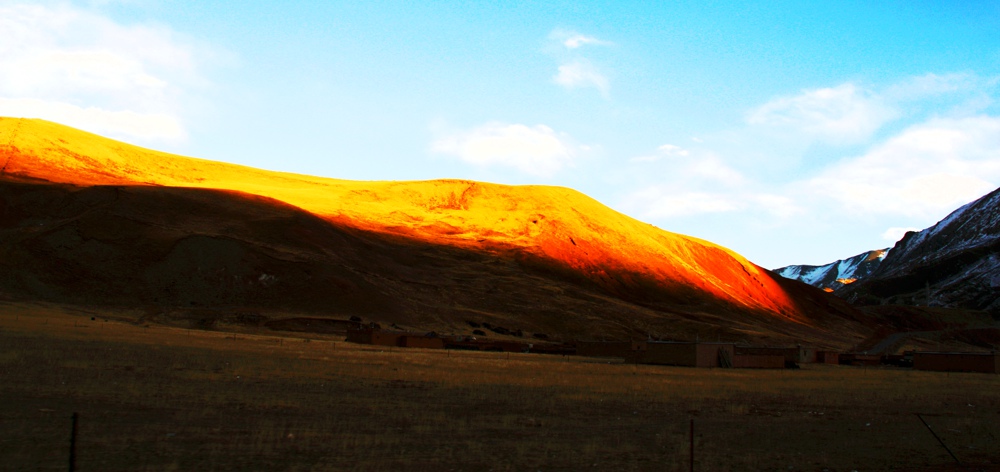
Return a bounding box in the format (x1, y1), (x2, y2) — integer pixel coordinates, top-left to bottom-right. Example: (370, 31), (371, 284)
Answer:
(883, 188), (1000, 275)
(775, 248), (889, 290)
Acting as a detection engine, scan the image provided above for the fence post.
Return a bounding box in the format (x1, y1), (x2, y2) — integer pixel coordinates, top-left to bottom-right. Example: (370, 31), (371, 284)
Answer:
(69, 412), (79, 472)
(690, 418), (694, 472)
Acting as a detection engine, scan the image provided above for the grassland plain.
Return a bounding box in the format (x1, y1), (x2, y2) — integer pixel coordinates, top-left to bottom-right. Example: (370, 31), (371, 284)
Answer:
(1, 301), (999, 472)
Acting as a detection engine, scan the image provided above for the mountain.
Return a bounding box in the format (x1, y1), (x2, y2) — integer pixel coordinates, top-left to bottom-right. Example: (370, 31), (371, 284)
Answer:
(775, 249), (889, 292)
(839, 186), (1000, 313)
(0, 117), (872, 345)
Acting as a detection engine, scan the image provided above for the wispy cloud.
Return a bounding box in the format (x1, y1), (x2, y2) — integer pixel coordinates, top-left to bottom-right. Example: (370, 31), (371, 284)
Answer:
(883, 72), (998, 117)
(623, 187), (800, 220)
(630, 144), (690, 163)
(431, 122), (582, 177)
(562, 34), (612, 49)
(549, 29), (613, 50)
(624, 189), (741, 218)
(547, 29), (612, 98)
(552, 60), (609, 97)
(800, 115), (1000, 218)
(884, 72), (994, 101)
(0, 2), (217, 143)
(622, 73), (1000, 230)
(746, 84), (898, 144)
(621, 144), (800, 220)
(629, 115), (1000, 223)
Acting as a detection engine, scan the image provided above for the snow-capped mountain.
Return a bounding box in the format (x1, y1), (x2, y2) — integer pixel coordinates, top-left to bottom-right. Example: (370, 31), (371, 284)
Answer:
(839, 186), (1000, 312)
(775, 249), (889, 292)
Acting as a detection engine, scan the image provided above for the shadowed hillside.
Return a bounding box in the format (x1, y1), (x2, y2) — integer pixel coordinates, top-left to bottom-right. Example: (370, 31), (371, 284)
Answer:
(0, 180), (870, 345)
(840, 185), (1000, 313)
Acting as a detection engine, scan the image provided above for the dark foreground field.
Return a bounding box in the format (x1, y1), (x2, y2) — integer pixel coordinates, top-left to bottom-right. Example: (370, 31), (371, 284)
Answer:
(1, 301), (998, 472)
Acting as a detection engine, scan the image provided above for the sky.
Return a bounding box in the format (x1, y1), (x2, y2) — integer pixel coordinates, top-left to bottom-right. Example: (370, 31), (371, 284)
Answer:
(3, 0), (1000, 269)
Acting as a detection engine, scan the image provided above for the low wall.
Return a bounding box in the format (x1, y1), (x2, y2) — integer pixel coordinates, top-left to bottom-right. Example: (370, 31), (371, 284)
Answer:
(839, 354), (881, 366)
(736, 346), (815, 364)
(400, 336), (446, 349)
(733, 354), (785, 369)
(634, 342), (735, 368)
(914, 352), (999, 373)
(576, 342), (631, 359)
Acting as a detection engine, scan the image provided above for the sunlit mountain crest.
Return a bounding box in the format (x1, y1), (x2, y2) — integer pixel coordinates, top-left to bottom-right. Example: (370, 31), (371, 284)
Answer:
(0, 117), (867, 330)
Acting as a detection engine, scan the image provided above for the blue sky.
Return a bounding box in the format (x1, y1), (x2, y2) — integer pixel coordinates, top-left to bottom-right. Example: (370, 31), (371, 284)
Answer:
(3, 0), (1000, 268)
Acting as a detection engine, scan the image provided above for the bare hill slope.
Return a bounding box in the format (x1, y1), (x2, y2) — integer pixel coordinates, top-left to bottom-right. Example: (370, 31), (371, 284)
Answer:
(0, 117), (872, 345)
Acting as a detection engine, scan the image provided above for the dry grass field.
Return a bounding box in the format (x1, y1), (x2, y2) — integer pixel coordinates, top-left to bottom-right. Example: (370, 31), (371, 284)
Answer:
(2, 300), (999, 472)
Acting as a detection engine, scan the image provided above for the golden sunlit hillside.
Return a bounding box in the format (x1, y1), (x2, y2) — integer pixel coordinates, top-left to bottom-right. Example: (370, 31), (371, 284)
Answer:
(0, 117), (871, 344)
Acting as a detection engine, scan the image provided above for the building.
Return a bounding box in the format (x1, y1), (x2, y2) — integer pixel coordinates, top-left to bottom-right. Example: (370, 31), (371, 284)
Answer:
(913, 352), (999, 374)
(630, 342), (735, 368)
(346, 324), (378, 344)
(815, 351), (840, 364)
(482, 340), (532, 353)
(346, 324), (445, 349)
(442, 339), (531, 352)
(735, 346), (817, 366)
(576, 341), (641, 359)
(732, 354), (786, 369)
(882, 352), (914, 367)
(838, 353), (881, 366)
(400, 336), (446, 349)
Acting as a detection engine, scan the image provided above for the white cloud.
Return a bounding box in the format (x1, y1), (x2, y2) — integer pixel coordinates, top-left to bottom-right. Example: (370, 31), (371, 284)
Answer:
(884, 72), (998, 117)
(430, 122), (580, 176)
(882, 227), (919, 242)
(746, 83), (898, 144)
(623, 186), (803, 220)
(553, 60), (609, 97)
(688, 155), (745, 186)
(616, 73), (1000, 267)
(0, 3), (212, 143)
(562, 34), (611, 49)
(547, 29), (612, 98)
(0, 97), (185, 141)
(884, 72), (992, 101)
(630, 145), (743, 184)
(625, 189), (740, 219)
(620, 144), (798, 220)
(749, 194), (803, 219)
(657, 144), (690, 156)
(549, 29), (612, 50)
(621, 75), (1000, 228)
(630, 144), (689, 163)
(802, 116), (1000, 218)
(86, 0), (152, 6)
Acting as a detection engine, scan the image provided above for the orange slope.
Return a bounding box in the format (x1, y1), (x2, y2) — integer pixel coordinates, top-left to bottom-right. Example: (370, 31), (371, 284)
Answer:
(0, 117), (797, 318)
